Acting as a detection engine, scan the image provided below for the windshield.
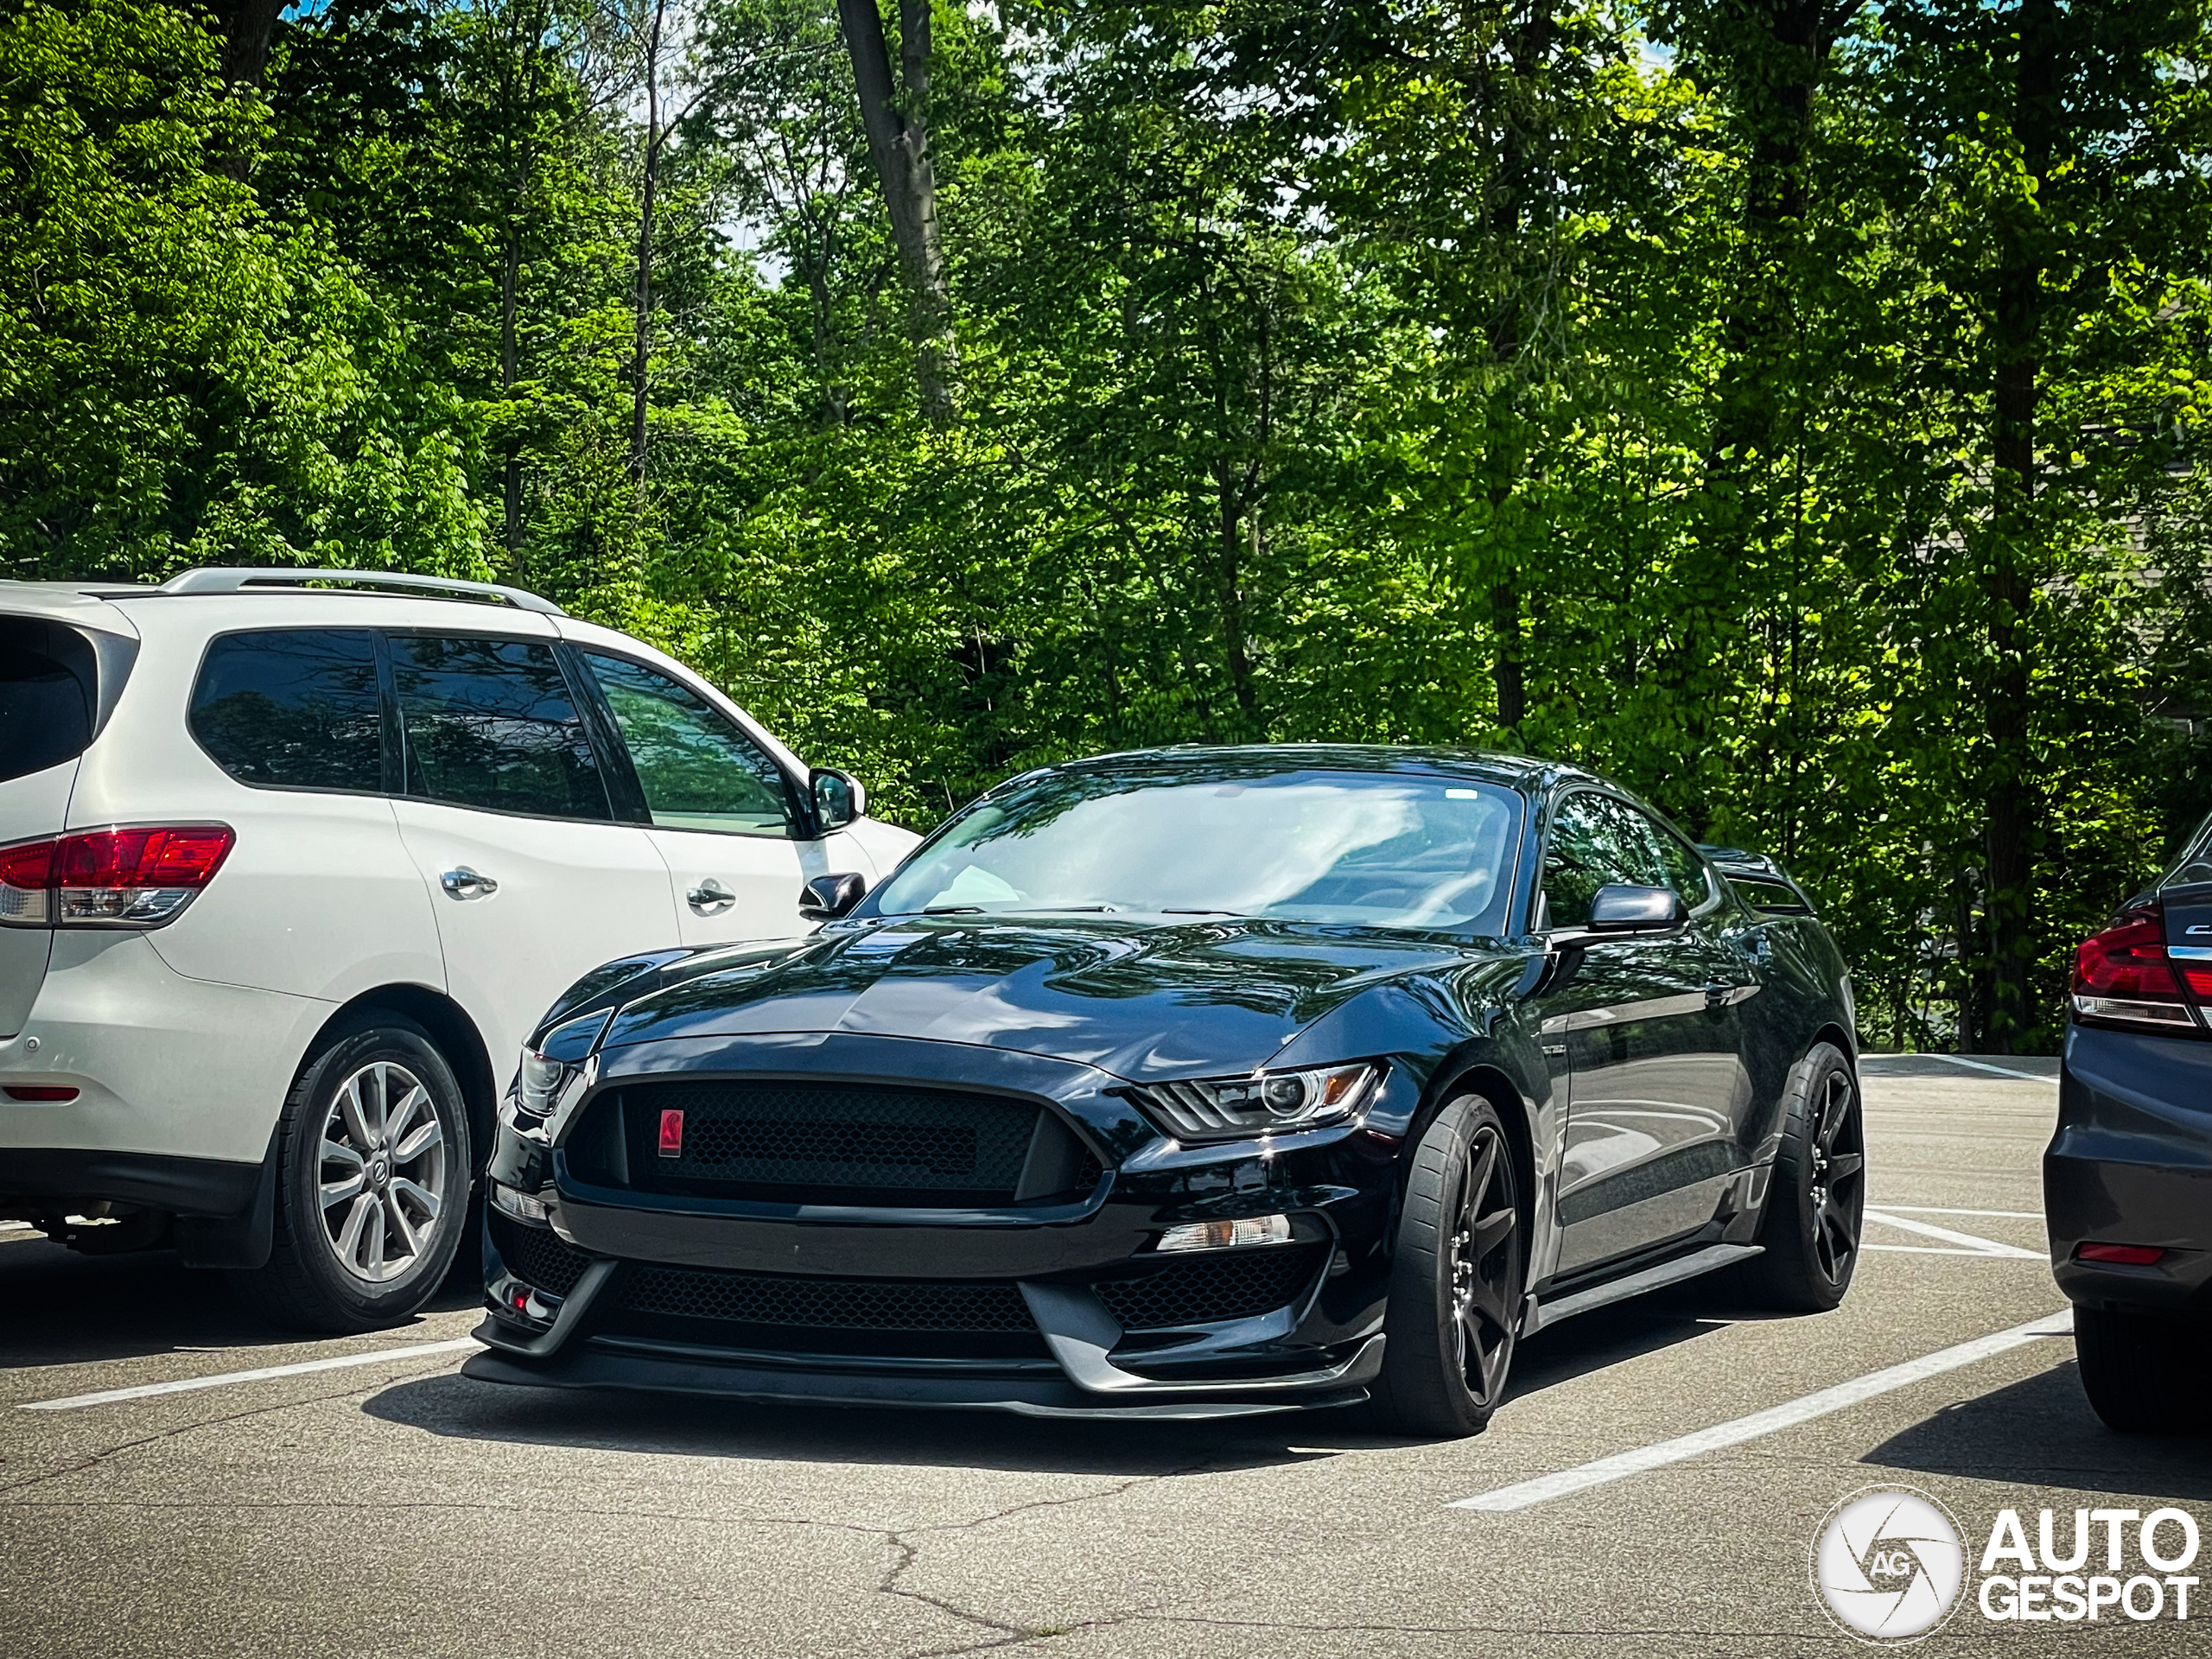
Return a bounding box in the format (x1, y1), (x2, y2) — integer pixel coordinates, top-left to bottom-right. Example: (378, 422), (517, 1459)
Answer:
(873, 766), (1522, 932)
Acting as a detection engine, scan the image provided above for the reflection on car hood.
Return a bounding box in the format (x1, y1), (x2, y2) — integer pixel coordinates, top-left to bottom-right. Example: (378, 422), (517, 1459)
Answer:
(599, 915), (1506, 1081)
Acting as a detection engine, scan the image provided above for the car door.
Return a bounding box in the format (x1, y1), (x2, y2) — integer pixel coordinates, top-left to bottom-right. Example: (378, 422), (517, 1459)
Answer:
(573, 649), (859, 949)
(1535, 791), (1750, 1274)
(385, 632), (681, 1067)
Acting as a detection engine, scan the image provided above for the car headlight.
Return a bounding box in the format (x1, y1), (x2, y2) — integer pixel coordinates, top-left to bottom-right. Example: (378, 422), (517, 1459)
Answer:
(515, 1010), (610, 1120)
(1131, 1061), (1382, 1141)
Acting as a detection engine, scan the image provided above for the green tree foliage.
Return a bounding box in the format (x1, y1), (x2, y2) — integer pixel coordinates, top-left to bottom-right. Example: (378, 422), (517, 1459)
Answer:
(3, 0), (2209, 1051)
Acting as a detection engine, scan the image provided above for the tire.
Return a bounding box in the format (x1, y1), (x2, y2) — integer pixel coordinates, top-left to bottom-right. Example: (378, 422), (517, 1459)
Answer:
(1734, 1041), (1864, 1313)
(1369, 1096), (1526, 1437)
(229, 1019), (473, 1334)
(2074, 1306), (2207, 1434)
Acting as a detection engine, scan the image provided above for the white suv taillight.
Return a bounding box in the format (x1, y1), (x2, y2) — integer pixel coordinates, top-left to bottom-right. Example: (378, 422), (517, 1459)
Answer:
(0, 825), (236, 928)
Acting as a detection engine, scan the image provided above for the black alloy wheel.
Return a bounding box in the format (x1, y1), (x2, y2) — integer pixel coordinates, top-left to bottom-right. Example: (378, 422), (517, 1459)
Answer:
(1737, 1041), (1864, 1312)
(1371, 1096), (1525, 1436)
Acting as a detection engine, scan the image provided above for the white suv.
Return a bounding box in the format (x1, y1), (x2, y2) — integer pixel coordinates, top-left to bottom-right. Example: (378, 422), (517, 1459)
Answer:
(0, 568), (916, 1330)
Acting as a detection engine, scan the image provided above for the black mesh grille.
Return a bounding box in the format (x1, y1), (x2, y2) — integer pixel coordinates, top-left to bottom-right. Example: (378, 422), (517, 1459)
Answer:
(1094, 1246), (1325, 1330)
(491, 1212), (592, 1298)
(620, 1266), (1038, 1332)
(627, 1081), (1043, 1203)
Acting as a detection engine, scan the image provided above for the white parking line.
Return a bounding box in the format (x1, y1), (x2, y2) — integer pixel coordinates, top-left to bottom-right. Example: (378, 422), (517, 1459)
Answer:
(1864, 1209), (2043, 1259)
(1451, 1310), (2073, 1512)
(1876, 1205), (2043, 1221)
(1862, 1243), (2043, 1257)
(18, 1338), (479, 1411)
(1877, 1055), (2052, 1084)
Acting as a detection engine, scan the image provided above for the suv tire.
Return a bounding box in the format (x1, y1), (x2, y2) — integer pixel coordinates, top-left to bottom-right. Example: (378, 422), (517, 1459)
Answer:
(1733, 1041), (1863, 1313)
(230, 1019), (473, 1333)
(2074, 1306), (2205, 1434)
(1370, 1096), (1525, 1437)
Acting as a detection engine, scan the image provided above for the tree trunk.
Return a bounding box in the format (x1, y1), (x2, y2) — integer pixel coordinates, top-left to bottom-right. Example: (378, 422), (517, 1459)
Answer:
(1981, 0), (2059, 1052)
(630, 0), (669, 486)
(1478, 7), (1550, 741)
(837, 0), (955, 419)
(502, 229), (524, 557)
(1674, 0), (1826, 759)
(208, 0), (284, 88)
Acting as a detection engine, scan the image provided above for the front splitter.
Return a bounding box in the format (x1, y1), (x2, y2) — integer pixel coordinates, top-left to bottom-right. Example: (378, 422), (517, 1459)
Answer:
(461, 1343), (1369, 1421)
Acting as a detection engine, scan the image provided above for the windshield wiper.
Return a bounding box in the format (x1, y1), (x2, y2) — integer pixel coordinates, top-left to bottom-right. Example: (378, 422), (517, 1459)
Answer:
(1161, 907), (1243, 917)
(1008, 905), (1115, 913)
(923, 905), (984, 915)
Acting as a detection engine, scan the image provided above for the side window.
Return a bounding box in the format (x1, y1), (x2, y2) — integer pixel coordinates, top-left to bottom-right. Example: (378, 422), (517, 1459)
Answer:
(1541, 792), (1663, 929)
(190, 630), (384, 792)
(1644, 817), (1718, 911)
(582, 652), (799, 838)
(391, 635), (610, 820)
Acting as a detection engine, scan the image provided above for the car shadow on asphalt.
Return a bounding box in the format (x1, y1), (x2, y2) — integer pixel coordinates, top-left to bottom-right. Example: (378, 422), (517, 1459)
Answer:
(360, 1370), (1362, 1478)
(358, 1296), (1740, 1477)
(0, 1236), (482, 1369)
(1859, 1362), (2212, 1499)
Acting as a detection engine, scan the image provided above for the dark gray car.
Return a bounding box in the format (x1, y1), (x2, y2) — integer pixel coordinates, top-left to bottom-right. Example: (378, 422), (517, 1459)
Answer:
(2048, 815), (2212, 1432)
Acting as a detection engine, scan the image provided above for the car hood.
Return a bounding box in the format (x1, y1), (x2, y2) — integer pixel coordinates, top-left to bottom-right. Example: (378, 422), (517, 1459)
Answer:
(595, 915), (1510, 1082)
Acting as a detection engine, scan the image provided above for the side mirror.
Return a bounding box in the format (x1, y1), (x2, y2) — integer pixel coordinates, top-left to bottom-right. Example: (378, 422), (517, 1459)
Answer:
(799, 872), (867, 921)
(810, 768), (867, 831)
(1586, 882), (1685, 932)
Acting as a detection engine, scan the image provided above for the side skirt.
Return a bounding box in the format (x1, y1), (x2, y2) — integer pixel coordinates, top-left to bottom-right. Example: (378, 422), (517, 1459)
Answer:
(1519, 1243), (1764, 1337)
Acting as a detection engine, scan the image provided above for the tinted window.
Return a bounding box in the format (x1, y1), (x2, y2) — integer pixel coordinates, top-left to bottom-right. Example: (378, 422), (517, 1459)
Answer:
(582, 653), (797, 837)
(0, 619), (94, 785)
(189, 630), (385, 792)
(1541, 792), (1667, 929)
(1644, 815), (1718, 910)
(872, 766), (1520, 932)
(391, 636), (609, 819)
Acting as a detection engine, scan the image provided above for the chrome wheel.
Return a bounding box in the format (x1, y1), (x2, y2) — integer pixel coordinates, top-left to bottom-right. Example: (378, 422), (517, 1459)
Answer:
(1806, 1067), (1865, 1287)
(317, 1061), (447, 1284)
(1446, 1122), (1521, 1408)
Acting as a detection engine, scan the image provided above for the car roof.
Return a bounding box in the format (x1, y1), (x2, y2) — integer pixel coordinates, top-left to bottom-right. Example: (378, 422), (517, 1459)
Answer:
(6, 567), (563, 613)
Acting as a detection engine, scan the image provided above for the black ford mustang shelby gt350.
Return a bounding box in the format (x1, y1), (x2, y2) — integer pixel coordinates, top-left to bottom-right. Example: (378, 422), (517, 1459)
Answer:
(468, 747), (1863, 1433)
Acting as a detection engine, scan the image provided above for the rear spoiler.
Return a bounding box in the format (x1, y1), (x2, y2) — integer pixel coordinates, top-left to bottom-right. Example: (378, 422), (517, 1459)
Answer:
(1697, 844), (1817, 916)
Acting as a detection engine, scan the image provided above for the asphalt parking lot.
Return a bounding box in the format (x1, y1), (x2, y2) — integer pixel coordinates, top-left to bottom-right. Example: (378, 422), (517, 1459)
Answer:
(3, 1054), (2207, 1658)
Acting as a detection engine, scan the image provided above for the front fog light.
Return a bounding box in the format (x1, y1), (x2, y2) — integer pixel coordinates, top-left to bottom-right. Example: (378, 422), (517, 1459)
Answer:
(491, 1183), (550, 1224)
(1157, 1215), (1293, 1252)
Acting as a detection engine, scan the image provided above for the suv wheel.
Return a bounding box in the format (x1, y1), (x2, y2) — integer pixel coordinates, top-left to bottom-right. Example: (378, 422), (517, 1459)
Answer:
(231, 1020), (472, 1333)
(1370, 1096), (1525, 1437)
(2074, 1306), (2206, 1433)
(1733, 1041), (1864, 1313)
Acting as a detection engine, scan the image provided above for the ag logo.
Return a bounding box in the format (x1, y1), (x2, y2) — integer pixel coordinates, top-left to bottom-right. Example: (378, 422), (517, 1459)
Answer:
(1812, 1486), (1967, 1643)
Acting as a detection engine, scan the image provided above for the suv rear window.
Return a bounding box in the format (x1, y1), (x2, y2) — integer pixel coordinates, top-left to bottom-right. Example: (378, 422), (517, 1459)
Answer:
(0, 618), (97, 785)
(191, 630), (386, 791)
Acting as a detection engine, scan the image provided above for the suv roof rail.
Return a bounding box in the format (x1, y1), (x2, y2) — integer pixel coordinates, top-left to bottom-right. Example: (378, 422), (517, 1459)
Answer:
(156, 567), (565, 615)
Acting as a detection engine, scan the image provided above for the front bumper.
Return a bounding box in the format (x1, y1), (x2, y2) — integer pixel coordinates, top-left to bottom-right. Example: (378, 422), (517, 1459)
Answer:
(467, 1032), (1407, 1417)
(2045, 1022), (2212, 1316)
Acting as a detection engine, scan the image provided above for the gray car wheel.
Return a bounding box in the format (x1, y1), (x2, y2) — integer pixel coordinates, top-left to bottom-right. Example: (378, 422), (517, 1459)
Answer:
(231, 1019), (472, 1333)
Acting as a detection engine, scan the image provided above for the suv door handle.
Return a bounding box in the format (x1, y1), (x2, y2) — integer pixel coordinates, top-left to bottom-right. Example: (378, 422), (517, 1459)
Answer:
(440, 866), (499, 899)
(687, 878), (736, 912)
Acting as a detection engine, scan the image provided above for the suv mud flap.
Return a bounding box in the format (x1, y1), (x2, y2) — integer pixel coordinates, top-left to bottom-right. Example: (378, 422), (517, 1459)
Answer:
(174, 1128), (280, 1269)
